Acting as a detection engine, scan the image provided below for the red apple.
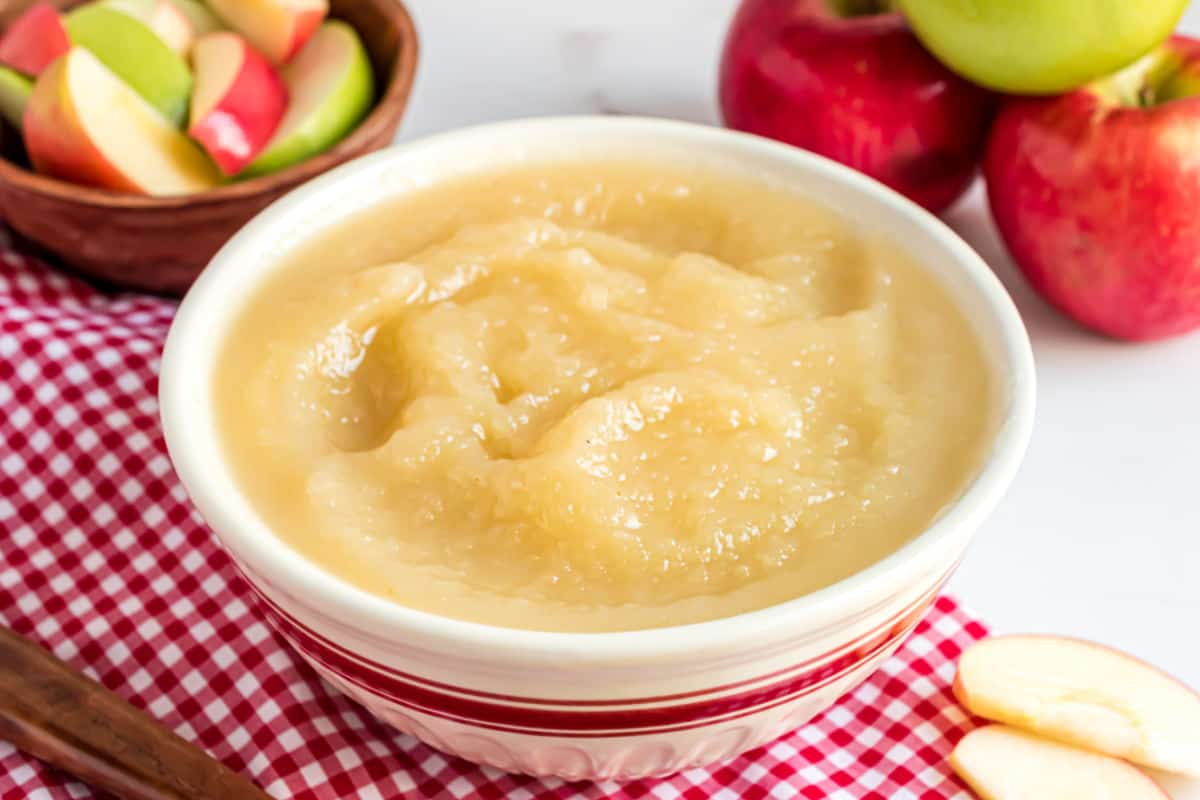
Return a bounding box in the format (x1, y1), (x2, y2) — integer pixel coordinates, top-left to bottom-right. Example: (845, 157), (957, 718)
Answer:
(719, 0), (994, 213)
(0, 2), (70, 77)
(985, 37), (1200, 341)
(189, 32), (288, 175)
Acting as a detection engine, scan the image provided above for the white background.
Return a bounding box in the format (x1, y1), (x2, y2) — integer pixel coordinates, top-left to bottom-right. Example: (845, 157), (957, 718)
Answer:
(392, 0), (1200, 776)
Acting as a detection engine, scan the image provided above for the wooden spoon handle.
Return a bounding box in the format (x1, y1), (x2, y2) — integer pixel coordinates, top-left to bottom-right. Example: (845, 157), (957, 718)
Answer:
(0, 626), (271, 800)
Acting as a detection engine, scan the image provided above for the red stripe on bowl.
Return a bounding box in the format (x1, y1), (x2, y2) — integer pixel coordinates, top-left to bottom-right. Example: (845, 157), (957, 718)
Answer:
(249, 584), (938, 735)
(285, 606), (931, 738)
(245, 566), (951, 708)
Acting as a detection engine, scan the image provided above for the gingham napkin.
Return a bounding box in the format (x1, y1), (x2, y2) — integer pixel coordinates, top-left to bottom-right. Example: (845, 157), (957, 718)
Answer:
(0, 243), (985, 800)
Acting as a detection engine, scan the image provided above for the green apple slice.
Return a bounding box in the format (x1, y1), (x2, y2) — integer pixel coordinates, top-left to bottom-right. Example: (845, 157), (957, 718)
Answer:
(102, 0), (195, 55)
(0, 65), (33, 129)
(65, 4), (192, 126)
(241, 21), (373, 178)
(161, 0), (223, 36)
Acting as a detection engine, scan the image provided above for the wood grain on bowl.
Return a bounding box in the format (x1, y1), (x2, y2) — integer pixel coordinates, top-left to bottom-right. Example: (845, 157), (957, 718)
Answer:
(0, 0), (418, 295)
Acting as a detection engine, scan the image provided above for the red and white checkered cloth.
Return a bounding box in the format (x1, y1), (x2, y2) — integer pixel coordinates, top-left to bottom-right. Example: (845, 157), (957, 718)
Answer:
(0, 242), (986, 799)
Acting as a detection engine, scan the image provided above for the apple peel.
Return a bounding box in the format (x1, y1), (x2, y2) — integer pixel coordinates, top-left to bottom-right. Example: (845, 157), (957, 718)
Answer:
(0, 66), (32, 128)
(25, 47), (221, 195)
(189, 32), (289, 175)
(103, 0), (195, 55)
(65, 4), (193, 126)
(241, 20), (374, 178)
(0, 2), (70, 77)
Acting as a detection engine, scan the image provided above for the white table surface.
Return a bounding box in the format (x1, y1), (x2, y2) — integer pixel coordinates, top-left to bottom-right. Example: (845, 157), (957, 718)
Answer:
(393, 3), (1200, 789)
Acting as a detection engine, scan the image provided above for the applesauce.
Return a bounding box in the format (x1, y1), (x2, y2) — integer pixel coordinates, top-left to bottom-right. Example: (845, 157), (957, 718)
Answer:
(215, 161), (994, 632)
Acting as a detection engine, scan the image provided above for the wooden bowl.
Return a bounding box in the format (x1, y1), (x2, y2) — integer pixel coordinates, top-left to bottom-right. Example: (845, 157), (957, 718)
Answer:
(0, 0), (418, 295)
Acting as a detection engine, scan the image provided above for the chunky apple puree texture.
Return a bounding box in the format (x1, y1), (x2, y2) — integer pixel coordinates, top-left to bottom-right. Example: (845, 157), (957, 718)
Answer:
(215, 162), (994, 632)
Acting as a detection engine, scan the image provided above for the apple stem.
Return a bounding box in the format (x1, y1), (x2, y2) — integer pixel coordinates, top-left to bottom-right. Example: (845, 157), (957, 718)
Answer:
(1098, 49), (1191, 109)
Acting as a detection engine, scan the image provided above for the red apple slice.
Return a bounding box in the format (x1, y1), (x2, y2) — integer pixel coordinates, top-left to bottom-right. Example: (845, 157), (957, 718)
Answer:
(206, 0), (327, 63)
(189, 32), (288, 175)
(104, 0), (195, 55)
(241, 21), (373, 177)
(0, 2), (70, 77)
(955, 636), (1200, 777)
(25, 47), (221, 195)
(951, 725), (1169, 800)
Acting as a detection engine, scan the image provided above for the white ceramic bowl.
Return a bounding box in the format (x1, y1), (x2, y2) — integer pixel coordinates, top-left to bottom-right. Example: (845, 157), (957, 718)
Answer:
(160, 117), (1036, 781)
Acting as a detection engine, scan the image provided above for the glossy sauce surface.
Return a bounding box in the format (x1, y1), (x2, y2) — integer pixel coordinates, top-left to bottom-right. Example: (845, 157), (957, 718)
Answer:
(215, 162), (994, 631)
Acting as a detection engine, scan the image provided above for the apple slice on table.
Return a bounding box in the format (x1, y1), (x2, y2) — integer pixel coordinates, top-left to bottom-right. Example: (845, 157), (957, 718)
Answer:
(189, 33), (288, 175)
(103, 0), (195, 55)
(955, 635), (1200, 777)
(206, 0), (327, 63)
(65, 4), (192, 126)
(0, 67), (32, 129)
(241, 21), (373, 178)
(0, 2), (70, 77)
(951, 725), (1168, 800)
(24, 47), (221, 195)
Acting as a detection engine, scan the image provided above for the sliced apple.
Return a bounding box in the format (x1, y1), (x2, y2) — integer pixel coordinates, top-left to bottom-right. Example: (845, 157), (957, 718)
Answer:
(189, 32), (288, 175)
(162, 0), (223, 37)
(0, 66), (32, 128)
(0, 2), (70, 77)
(955, 636), (1200, 777)
(241, 21), (373, 178)
(65, 4), (192, 126)
(24, 47), (220, 195)
(951, 725), (1168, 800)
(103, 0), (195, 55)
(206, 0), (326, 64)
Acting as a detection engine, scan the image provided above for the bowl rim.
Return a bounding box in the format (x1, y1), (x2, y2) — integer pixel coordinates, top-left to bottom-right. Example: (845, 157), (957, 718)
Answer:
(160, 116), (1037, 663)
(0, 0), (419, 208)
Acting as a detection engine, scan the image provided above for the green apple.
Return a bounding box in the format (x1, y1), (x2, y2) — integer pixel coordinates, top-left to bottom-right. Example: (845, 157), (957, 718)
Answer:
(241, 21), (374, 178)
(65, 4), (192, 126)
(898, 0), (1189, 94)
(102, 0), (196, 55)
(0, 66), (32, 129)
(161, 0), (224, 36)
(102, 0), (225, 53)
